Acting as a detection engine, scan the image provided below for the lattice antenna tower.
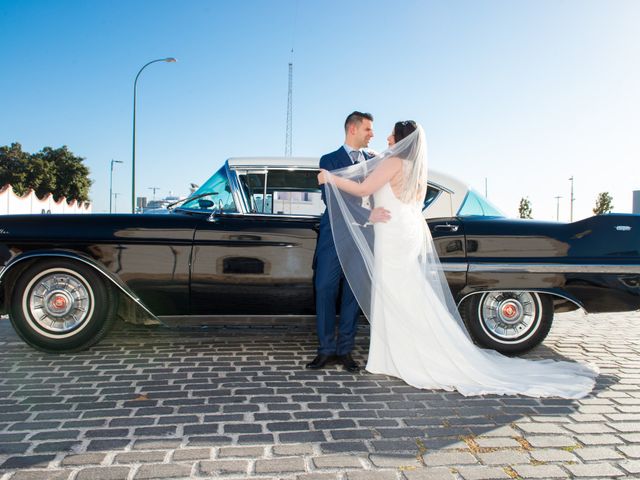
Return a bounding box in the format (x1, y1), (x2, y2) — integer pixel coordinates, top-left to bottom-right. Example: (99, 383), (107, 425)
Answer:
(285, 49), (293, 157)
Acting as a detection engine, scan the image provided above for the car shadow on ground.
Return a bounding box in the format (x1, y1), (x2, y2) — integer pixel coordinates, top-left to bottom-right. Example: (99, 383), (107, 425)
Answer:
(0, 314), (622, 475)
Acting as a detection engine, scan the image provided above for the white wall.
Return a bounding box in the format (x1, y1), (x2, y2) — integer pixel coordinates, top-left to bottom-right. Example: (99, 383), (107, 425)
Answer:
(0, 185), (92, 215)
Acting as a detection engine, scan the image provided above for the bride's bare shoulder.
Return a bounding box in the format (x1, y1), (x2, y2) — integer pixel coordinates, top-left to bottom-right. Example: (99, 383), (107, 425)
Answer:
(382, 155), (403, 169)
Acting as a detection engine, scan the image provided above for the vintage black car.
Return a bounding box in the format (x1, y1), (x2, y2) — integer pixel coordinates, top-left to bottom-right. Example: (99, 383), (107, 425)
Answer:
(1, 157), (639, 354)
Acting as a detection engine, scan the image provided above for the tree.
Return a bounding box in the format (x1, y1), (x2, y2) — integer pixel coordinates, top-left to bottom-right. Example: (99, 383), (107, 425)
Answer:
(24, 155), (57, 199)
(593, 192), (613, 215)
(0, 143), (29, 195)
(518, 197), (533, 219)
(0, 144), (92, 203)
(38, 146), (92, 203)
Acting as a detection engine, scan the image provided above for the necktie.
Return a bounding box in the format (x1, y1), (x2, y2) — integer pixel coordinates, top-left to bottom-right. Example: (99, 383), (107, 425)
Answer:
(349, 150), (361, 164)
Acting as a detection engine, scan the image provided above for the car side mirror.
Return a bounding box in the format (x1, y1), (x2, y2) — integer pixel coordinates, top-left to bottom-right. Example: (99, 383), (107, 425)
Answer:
(210, 199), (224, 213)
(207, 199), (225, 222)
(198, 199), (214, 209)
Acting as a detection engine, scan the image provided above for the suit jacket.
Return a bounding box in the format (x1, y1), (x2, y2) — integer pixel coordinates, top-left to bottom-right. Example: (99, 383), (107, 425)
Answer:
(314, 147), (372, 269)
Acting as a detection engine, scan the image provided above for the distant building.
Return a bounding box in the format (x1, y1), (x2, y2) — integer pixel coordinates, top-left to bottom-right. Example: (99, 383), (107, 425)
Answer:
(142, 195), (181, 213)
(136, 196), (148, 210)
(0, 184), (91, 214)
(633, 191), (640, 214)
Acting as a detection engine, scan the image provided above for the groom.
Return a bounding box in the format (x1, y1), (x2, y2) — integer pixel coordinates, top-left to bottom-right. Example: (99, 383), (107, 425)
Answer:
(307, 111), (390, 373)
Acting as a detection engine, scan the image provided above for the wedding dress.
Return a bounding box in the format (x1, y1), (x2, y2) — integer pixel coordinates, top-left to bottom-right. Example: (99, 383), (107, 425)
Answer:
(324, 126), (597, 398)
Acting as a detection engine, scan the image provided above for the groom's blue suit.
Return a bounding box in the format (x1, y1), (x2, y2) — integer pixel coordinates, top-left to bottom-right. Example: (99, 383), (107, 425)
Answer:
(313, 146), (372, 356)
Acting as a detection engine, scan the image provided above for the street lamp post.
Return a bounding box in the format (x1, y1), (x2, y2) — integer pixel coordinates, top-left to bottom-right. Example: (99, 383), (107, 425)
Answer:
(554, 195), (562, 221)
(568, 176), (575, 222)
(109, 159), (123, 213)
(113, 193), (120, 213)
(131, 57), (176, 213)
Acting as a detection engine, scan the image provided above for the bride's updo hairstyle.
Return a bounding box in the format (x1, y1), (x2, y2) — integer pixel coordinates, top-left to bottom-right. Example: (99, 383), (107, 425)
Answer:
(391, 120), (425, 203)
(394, 120), (417, 142)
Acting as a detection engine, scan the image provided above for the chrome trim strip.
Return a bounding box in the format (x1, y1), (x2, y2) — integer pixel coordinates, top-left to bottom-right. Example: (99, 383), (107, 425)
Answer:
(230, 166), (320, 171)
(427, 180), (454, 195)
(468, 263), (640, 274)
(441, 263), (468, 272)
(212, 212), (320, 220)
(158, 314), (318, 326)
(0, 253), (158, 319)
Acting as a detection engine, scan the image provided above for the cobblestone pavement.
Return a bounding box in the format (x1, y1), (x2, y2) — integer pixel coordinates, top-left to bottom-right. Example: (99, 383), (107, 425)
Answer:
(0, 310), (639, 480)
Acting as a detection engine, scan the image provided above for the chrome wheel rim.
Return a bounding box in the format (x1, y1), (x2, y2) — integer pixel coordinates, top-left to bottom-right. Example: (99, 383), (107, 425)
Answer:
(24, 268), (94, 338)
(478, 291), (540, 344)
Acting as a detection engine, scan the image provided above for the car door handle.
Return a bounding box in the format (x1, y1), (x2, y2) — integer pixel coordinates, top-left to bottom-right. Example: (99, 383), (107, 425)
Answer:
(434, 224), (459, 232)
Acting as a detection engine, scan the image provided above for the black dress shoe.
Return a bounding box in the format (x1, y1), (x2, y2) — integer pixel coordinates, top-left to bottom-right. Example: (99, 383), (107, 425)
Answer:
(337, 353), (361, 373)
(306, 354), (336, 369)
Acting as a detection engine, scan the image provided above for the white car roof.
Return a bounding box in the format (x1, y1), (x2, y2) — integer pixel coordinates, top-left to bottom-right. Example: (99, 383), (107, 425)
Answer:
(227, 156), (470, 218)
(226, 157), (467, 193)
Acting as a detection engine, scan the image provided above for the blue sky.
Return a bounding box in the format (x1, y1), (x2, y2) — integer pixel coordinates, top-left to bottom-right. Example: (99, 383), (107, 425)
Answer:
(2, 0), (639, 219)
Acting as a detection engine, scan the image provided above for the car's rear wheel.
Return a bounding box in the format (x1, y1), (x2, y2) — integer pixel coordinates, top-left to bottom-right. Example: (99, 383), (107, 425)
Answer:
(8, 259), (118, 352)
(460, 291), (553, 355)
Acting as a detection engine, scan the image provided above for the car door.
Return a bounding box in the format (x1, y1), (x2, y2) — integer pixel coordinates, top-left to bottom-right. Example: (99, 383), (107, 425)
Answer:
(190, 214), (318, 315)
(426, 217), (467, 298)
(189, 167), (323, 316)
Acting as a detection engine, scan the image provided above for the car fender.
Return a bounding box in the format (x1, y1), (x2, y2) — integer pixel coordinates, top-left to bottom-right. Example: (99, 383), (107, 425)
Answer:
(0, 250), (158, 320)
(456, 288), (585, 312)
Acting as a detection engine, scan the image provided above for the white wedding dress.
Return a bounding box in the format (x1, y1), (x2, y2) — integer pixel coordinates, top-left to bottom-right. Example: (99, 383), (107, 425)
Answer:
(365, 182), (597, 398)
(324, 125), (598, 398)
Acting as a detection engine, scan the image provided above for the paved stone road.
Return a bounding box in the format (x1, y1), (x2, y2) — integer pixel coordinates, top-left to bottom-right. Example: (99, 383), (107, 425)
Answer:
(0, 310), (639, 480)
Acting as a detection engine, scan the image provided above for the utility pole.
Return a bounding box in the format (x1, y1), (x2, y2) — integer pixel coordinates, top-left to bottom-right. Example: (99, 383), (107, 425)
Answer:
(109, 159), (123, 214)
(113, 192), (120, 213)
(148, 187), (160, 201)
(554, 195), (562, 221)
(568, 176), (575, 222)
(285, 49), (293, 157)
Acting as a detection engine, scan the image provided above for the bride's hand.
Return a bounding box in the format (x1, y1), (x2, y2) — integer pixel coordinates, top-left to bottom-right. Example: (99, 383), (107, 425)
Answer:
(317, 169), (329, 185)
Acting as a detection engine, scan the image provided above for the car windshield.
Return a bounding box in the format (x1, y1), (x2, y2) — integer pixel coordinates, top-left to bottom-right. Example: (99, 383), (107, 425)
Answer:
(457, 189), (504, 217)
(180, 168), (237, 212)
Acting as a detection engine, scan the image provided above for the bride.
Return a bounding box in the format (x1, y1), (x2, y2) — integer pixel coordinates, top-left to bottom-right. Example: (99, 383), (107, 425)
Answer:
(317, 121), (598, 398)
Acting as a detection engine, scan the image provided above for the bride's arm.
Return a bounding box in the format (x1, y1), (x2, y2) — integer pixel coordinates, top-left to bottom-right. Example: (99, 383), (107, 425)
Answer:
(318, 157), (401, 197)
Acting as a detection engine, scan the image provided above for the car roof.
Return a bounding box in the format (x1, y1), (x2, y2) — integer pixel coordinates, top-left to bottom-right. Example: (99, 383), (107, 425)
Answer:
(226, 157), (467, 194)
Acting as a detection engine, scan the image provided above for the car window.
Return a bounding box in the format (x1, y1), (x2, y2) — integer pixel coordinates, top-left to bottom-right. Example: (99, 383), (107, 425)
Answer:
(423, 185), (441, 210)
(182, 169), (237, 212)
(457, 189), (504, 217)
(237, 169), (324, 216)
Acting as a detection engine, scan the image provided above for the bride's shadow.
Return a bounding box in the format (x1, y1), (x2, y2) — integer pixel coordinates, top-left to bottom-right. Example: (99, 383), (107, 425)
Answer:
(338, 335), (619, 458)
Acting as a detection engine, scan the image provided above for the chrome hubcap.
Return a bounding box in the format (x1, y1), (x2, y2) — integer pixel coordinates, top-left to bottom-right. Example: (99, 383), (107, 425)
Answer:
(45, 291), (74, 317)
(27, 271), (92, 334)
(480, 291), (539, 341)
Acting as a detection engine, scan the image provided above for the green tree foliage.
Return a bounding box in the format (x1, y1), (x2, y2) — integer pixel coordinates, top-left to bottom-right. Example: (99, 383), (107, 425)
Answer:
(593, 192), (614, 215)
(518, 197), (533, 219)
(0, 143), (29, 195)
(0, 143), (92, 202)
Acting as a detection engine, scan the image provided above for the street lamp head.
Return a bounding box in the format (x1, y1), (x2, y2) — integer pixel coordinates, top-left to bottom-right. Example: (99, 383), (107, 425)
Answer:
(164, 57), (177, 63)
(114, 160), (123, 164)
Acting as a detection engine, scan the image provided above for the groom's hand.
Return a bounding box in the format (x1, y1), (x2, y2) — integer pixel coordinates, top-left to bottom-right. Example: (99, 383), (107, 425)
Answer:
(369, 207), (391, 224)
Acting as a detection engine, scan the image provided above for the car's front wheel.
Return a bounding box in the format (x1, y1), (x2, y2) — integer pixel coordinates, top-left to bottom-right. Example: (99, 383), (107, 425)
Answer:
(8, 259), (118, 352)
(460, 291), (553, 355)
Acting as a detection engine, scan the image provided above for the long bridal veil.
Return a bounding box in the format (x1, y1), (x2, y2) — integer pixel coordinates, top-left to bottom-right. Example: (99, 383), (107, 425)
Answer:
(323, 127), (470, 337)
(322, 125), (598, 398)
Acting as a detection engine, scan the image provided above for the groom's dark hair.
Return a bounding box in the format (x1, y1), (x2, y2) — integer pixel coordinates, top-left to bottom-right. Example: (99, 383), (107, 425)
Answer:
(344, 111), (374, 132)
